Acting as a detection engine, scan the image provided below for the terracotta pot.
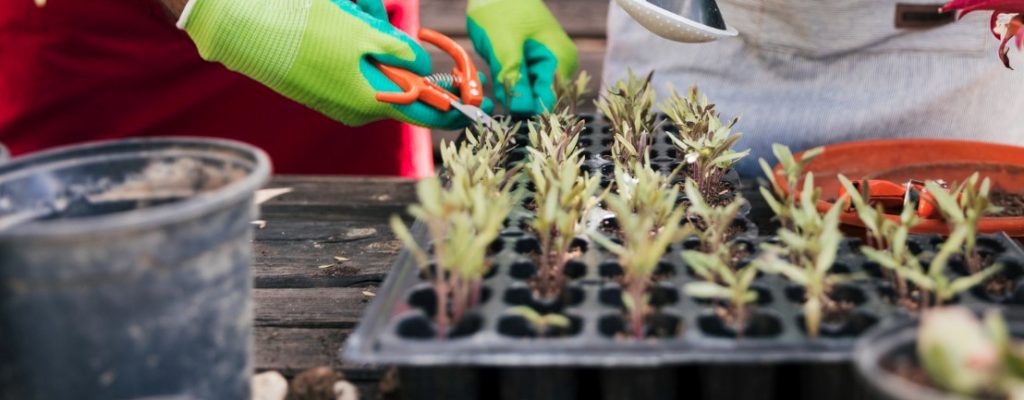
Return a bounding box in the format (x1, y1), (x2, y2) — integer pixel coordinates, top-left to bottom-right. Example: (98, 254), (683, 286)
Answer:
(774, 139), (1024, 238)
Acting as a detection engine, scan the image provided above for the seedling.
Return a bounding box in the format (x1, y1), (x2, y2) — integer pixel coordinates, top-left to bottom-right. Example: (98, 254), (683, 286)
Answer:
(683, 253), (759, 335)
(927, 173), (1003, 274)
(390, 177), (518, 337)
(682, 177), (744, 253)
(862, 223), (1002, 310)
(840, 174), (922, 303)
(663, 87), (749, 205)
(759, 143), (824, 231)
(552, 71), (592, 118)
(525, 117), (604, 299)
(681, 179), (759, 334)
(754, 198), (860, 338)
(596, 69), (659, 166)
(611, 161), (680, 234)
(508, 306), (572, 337)
(841, 174), (1005, 310)
(440, 121), (520, 190)
(917, 307), (1024, 398)
(590, 189), (694, 339)
(528, 115), (586, 167)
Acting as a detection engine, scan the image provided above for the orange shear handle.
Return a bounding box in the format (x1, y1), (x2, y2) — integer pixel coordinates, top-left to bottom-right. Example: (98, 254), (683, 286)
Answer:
(373, 28), (485, 110)
(418, 28), (484, 107)
(375, 64), (457, 111)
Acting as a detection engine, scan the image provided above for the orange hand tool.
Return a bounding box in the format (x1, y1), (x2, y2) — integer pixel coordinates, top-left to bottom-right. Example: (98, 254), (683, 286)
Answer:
(373, 29), (495, 127)
(837, 179), (943, 219)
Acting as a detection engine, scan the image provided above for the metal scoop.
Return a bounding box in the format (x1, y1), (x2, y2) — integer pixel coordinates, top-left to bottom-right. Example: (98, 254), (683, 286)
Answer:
(614, 0), (738, 43)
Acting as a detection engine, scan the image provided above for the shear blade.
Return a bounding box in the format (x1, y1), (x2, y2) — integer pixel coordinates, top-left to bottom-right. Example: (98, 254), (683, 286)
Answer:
(450, 101), (497, 129)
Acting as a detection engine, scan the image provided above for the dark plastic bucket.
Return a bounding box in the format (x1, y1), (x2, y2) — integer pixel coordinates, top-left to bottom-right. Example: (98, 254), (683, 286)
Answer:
(854, 308), (1024, 400)
(0, 137), (270, 399)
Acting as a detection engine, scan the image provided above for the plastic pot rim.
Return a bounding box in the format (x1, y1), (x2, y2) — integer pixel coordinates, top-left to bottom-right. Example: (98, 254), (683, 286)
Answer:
(0, 136), (271, 239)
(853, 306), (1024, 400)
(773, 138), (1024, 237)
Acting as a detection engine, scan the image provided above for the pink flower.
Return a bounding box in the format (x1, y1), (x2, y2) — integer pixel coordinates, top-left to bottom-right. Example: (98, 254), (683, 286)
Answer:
(941, 0), (1024, 68)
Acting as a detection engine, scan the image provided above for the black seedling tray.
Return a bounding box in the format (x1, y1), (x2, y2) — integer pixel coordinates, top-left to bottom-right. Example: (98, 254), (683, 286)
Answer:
(342, 115), (1024, 399)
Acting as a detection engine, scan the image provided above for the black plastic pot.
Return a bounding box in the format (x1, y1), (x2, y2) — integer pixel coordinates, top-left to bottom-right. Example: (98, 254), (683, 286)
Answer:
(0, 137), (270, 399)
(853, 308), (1024, 400)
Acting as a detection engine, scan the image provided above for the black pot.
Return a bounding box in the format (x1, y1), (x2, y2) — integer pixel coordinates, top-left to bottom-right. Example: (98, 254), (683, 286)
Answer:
(854, 308), (1024, 400)
(0, 137), (271, 399)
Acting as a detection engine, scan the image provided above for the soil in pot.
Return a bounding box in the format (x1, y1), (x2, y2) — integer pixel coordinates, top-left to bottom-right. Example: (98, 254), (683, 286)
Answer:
(395, 312), (486, 340)
(697, 308), (783, 339)
(878, 282), (960, 312)
(991, 189), (1024, 217)
(968, 259), (1024, 304)
(784, 284), (874, 336)
(598, 284), (680, 309)
(878, 344), (1006, 400)
(497, 313), (584, 338)
(597, 312), (685, 339)
(504, 285), (585, 314)
(406, 285), (493, 318)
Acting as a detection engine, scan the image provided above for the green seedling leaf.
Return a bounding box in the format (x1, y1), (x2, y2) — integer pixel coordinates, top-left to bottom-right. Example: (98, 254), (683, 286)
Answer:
(947, 264), (1003, 299)
(927, 180), (965, 224)
(389, 215), (429, 269)
(685, 281), (734, 300)
(544, 314), (572, 329)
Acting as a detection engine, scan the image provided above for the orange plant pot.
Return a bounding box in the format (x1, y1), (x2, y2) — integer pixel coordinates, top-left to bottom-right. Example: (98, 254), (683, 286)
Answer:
(774, 139), (1024, 238)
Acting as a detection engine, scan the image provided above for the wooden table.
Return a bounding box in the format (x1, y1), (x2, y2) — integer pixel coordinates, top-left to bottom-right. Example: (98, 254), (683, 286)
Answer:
(253, 176), (418, 398)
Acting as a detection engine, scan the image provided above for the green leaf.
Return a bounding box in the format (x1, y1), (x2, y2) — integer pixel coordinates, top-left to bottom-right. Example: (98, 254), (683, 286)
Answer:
(772, 144), (796, 173)
(927, 180), (964, 223)
(685, 281), (733, 300)
(389, 215), (430, 269)
(754, 254), (809, 285)
(589, 230), (627, 257)
(799, 146), (824, 164)
(543, 314), (572, 329)
(760, 186), (786, 216)
(621, 292), (637, 311)
(947, 264), (1003, 297)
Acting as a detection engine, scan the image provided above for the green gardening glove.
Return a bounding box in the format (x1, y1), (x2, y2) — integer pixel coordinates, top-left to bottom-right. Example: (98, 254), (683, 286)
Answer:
(180, 0), (491, 129)
(467, 0), (578, 116)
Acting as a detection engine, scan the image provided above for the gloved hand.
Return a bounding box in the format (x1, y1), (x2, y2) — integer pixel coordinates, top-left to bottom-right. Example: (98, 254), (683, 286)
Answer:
(179, 0), (490, 129)
(467, 0), (578, 116)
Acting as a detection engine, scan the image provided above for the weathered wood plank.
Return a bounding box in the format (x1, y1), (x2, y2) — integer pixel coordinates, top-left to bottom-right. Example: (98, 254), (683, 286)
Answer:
(253, 233), (399, 289)
(263, 176), (416, 208)
(254, 183), (408, 287)
(260, 177), (415, 220)
(421, 0), (610, 37)
(253, 288), (377, 329)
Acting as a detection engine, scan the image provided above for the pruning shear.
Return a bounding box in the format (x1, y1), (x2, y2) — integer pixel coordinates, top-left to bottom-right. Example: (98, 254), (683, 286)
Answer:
(837, 179), (949, 219)
(373, 28), (497, 129)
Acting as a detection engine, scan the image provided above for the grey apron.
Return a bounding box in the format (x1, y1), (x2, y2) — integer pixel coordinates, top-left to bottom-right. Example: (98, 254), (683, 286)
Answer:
(604, 0), (1024, 176)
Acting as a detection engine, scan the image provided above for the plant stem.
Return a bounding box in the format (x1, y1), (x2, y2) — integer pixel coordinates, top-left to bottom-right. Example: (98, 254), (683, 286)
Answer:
(627, 277), (648, 339)
(434, 263), (450, 339)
